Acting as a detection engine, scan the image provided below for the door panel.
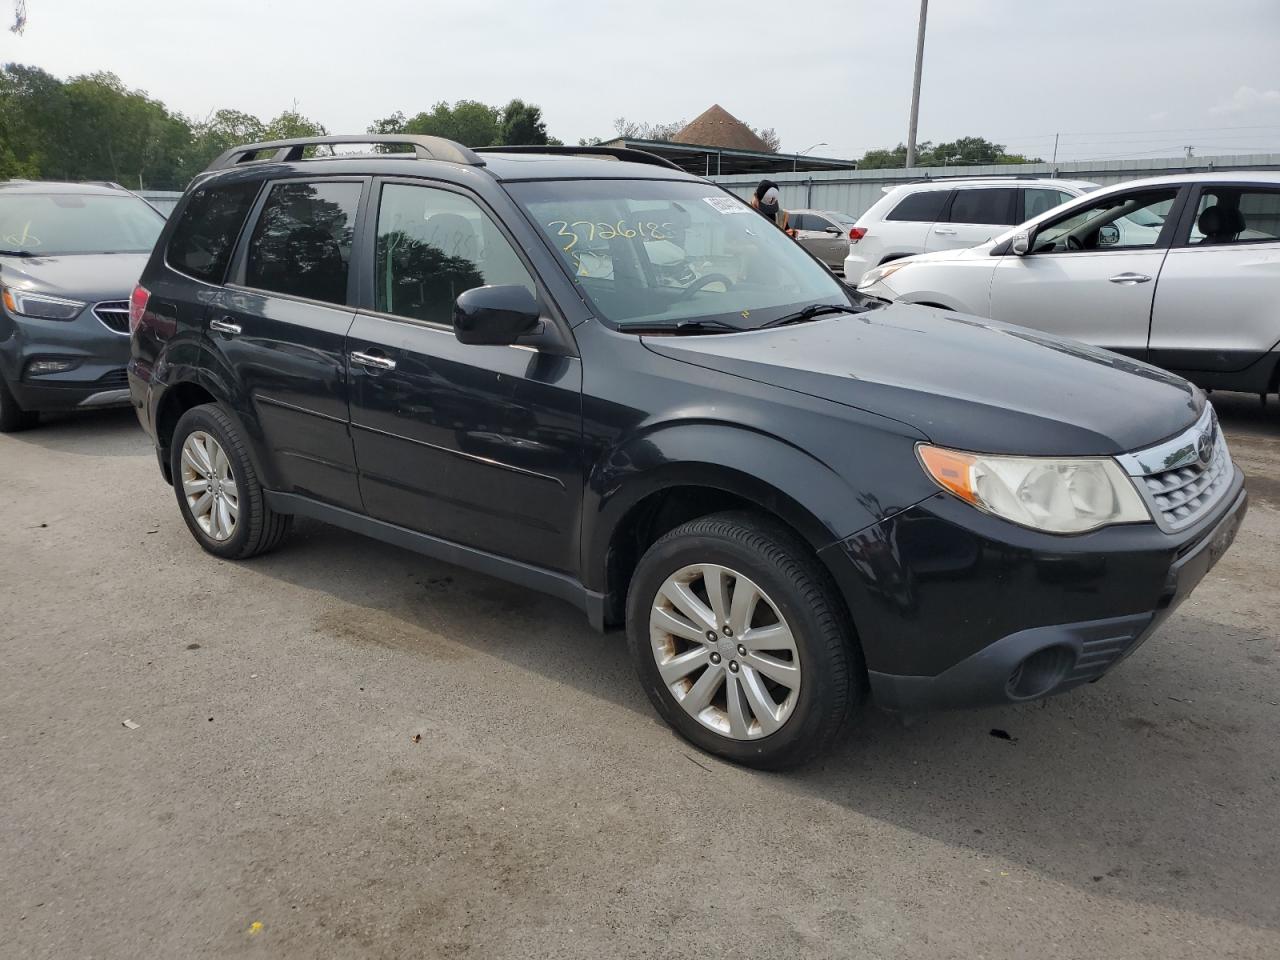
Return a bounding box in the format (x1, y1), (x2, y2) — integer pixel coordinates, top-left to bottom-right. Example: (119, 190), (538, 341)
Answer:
(347, 179), (584, 573)
(214, 292), (359, 507)
(348, 316), (583, 571)
(1149, 185), (1280, 373)
(212, 178), (364, 509)
(988, 250), (1166, 356)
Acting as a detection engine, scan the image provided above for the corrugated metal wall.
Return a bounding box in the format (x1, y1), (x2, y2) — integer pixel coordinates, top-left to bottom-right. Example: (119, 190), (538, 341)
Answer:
(709, 153), (1280, 219)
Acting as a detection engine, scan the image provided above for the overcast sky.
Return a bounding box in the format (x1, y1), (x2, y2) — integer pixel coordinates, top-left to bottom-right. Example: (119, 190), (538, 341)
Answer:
(6, 0), (1280, 162)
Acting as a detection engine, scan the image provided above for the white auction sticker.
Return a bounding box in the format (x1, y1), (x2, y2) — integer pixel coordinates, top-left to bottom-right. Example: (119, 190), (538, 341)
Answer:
(703, 196), (750, 214)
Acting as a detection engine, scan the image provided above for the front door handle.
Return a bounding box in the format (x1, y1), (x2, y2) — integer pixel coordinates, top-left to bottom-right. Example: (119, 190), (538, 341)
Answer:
(350, 350), (396, 371)
(1108, 272), (1152, 284)
(209, 318), (241, 335)
(933, 227), (957, 236)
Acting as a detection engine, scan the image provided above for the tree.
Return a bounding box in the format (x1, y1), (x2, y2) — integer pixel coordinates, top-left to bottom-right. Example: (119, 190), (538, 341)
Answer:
(752, 126), (781, 153)
(857, 136), (1041, 169)
(400, 100), (501, 146)
(499, 99), (558, 145)
(612, 117), (685, 142)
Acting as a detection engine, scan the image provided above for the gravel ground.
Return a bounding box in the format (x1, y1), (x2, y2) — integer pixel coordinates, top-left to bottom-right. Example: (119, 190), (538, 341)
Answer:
(1, 393), (1277, 959)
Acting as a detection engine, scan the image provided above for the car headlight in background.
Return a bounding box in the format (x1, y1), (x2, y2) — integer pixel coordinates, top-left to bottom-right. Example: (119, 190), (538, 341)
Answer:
(1, 285), (86, 320)
(917, 445), (1151, 533)
(857, 262), (910, 290)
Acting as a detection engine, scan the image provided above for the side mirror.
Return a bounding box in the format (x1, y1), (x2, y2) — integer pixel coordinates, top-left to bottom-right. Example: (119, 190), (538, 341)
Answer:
(453, 285), (541, 346)
(1010, 231), (1032, 256)
(823, 225), (842, 235)
(1097, 224), (1120, 247)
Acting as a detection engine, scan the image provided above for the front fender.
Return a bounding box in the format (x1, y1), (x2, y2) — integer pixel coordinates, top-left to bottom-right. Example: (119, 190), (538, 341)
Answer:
(581, 419), (929, 595)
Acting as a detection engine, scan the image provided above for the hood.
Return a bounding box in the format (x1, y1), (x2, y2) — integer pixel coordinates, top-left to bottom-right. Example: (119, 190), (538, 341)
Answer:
(0, 253), (149, 302)
(643, 303), (1202, 456)
(889, 243), (996, 269)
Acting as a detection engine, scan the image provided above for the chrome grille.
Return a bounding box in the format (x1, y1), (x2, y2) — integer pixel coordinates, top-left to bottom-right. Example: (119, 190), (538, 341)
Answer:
(93, 300), (130, 334)
(1117, 405), (1233, 533)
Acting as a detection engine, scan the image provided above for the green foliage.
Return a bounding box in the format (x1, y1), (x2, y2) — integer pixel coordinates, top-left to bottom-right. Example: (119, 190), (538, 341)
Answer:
(857, 136), (1042, 170)
(1, 64), (560, 188)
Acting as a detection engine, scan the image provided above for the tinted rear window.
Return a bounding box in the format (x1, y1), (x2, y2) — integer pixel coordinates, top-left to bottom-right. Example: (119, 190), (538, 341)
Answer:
(167, 181), (260, 284)
(885, 190), (950, 222)
(947, 187), (1016, 225)
(244, 181), (361, 305)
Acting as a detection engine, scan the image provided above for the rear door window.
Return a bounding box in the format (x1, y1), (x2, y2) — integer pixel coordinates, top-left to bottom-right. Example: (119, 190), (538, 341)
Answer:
(167, 180), (261, 283)
(243, 181), (362, 305)
(948, 187), (1016, 225)
(1181, 186), (1280, 245)
(885, 190), (950, 222)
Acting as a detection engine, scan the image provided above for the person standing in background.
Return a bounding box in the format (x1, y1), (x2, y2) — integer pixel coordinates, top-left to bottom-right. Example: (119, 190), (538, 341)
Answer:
(750, 180), (797, 237)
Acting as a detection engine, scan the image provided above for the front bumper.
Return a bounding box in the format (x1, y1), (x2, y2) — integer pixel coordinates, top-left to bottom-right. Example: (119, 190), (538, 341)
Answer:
(819, 471), (1247, 713)
(0, 306), (132, 412)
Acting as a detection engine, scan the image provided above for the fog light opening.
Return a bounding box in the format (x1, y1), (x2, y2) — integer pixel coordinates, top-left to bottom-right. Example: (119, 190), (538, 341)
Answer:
(1007, 645), (1074, 700)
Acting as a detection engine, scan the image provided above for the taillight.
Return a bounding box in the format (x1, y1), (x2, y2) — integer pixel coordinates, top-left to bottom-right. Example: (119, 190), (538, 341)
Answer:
(849, 227), (867, 243)
(128, 284), (150, 334)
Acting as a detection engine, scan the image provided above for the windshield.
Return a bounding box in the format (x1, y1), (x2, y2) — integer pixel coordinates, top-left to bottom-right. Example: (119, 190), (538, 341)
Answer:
(0, 192), (164, 255)
(507, 179), (848, 330)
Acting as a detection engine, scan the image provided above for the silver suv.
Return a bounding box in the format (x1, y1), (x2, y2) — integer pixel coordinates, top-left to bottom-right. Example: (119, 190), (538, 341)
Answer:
(841, 177), (1097, 283)
(856, 172), (1280, 398)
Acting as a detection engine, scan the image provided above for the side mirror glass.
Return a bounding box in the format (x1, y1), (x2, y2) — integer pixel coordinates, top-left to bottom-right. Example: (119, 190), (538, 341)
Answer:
(1010, 231), (1031, 256)
(1097, 224), (1120, 247)
(453, 285), (541, 346)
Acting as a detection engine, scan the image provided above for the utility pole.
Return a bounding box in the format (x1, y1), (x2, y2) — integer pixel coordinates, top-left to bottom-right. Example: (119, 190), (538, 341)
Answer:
(1052, 133), (1059, 165)
(1184, 145), (1195, 160)
(904, 0), (928, 168)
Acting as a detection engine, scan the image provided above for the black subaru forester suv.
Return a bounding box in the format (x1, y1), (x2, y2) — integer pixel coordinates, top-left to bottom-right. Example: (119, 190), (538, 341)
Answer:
(128, 135), (1247, 768)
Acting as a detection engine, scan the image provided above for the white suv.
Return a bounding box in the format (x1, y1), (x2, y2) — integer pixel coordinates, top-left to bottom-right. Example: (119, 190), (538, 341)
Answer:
(842, 177), (1097, 284)
(856, 172), (1280, 398)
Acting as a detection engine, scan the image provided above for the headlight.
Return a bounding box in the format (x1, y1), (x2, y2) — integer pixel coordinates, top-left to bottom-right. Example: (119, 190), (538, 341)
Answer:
(917, 445), (1151, 533)
(857, 262), (910, 289)
(1, 286), (86, 320)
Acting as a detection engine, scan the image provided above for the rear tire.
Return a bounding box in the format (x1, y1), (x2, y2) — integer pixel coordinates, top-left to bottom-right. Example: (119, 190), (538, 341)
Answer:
(170, 403), (291, 559)
(626, 511), (864, 769)
(0, 377), (38, 432)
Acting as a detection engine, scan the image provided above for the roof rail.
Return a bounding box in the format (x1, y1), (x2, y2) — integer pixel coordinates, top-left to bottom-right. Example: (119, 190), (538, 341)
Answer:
(902, 173), (1051, 184)
(474, 144), (686, 172)
(204, 135), (485, 172)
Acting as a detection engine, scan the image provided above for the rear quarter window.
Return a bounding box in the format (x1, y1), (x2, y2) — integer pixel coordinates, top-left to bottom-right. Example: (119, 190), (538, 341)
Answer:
(167, 180), (261, 284)
(884, 189), (951, 222)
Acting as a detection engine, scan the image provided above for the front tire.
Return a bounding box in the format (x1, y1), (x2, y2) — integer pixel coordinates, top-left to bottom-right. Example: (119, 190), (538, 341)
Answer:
(170, 404), (291, 559)
(626, 512), (864, 769)
(0, 376), (38, 432)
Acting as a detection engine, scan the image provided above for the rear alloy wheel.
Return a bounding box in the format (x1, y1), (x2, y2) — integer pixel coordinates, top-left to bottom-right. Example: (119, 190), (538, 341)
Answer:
(180, 430), (240, 543)
(627, 512), (863, 769)
(170, 404), (291, 559)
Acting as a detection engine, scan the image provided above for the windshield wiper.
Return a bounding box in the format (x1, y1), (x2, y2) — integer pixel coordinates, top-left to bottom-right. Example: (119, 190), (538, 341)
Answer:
(625, 318), (747, 335)
(0, 249), (36, 257)
(759, 303), (862, 329)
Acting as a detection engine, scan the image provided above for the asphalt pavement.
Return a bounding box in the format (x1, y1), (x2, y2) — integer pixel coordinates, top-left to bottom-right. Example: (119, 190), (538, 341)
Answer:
(2, 393), (1277, 959)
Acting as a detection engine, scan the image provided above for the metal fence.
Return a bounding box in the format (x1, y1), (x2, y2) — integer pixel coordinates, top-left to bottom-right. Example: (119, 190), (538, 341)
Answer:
(710, 153), (1280, 220)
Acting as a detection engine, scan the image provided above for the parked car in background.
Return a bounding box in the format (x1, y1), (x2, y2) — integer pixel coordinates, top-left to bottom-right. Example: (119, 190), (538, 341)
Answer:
(790, 208), (860, 271)
(842, 177), (1097, 283)
(130, 136), (1244, 769)
(0, 180), (166, 431)
(857, 172), (1280, 399)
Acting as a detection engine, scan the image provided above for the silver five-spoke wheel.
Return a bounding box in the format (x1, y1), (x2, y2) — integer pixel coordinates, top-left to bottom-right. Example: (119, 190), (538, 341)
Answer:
(180, 430), (239, 542)
(650, 563), (801, 740)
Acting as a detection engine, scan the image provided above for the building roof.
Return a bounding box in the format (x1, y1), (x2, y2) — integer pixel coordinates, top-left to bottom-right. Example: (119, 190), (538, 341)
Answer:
(674, 104), (772, 153)
(597, 138), (856, 176)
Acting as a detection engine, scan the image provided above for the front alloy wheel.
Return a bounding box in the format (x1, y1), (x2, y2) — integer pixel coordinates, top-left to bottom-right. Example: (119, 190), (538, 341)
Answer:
(650, 564), (801, 740)
(180, 430), (239, 542)
(627, 511), (864, 769)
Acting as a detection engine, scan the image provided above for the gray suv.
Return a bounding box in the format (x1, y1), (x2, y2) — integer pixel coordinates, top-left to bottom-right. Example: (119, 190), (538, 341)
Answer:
(0, 180), (165, 430)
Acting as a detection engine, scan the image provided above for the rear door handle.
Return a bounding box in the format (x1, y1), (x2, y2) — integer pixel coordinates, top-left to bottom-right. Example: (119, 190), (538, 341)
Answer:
(208, 318), (241, 335)
(350, 350), (396, 371)
(933, 227), (957, 235)
(1108, 273), (1152, 284)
